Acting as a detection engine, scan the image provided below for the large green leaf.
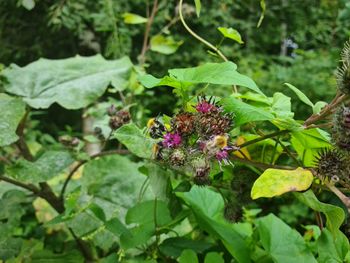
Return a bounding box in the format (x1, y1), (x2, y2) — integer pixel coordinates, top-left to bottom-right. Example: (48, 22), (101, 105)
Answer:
(159, 237), (212, 258)
(114, 123), (156, 159)
(1, 55), (132, 109)
(251, 168), (313, 199)
(295, 190), (345, 235)
(6, 151), (74, 183)
(178, 249), (198, 263)
(139, 62), (263, 95)
(221, 96), (273, 126)
(256, 214), (317, 263)
(317, 228), (350, 263)
(177, 186), (252, 263)
(0, 93), (26, 147)
(82, 155), (150, 210)
(204, 252), (225, 263)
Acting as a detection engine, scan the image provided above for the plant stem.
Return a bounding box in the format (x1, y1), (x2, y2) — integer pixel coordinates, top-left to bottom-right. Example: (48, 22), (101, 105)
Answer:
(0, 175), (40, 193)
(139, 0), (159, 65)
(178, 0), (228, 62)
(16, 109), (33, 161)
(238, 130), (290, 149)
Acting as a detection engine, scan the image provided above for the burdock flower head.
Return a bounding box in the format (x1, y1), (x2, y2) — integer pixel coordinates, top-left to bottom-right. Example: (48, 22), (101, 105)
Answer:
(162, 132), (182, 148)
(332, 105), (350, 151)
(195, 96), (218, 113)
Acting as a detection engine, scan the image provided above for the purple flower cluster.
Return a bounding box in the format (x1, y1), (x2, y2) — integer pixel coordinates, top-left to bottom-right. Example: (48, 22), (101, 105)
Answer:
(195, 100), (217, 113)
(162, 132), (182, 148)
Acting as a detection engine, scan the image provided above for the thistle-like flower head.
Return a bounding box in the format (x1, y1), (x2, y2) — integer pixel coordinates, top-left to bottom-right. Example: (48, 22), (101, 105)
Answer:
(162, 132), (182, 148)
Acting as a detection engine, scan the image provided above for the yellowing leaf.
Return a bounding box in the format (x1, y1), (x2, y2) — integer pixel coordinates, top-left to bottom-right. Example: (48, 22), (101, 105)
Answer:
(122, 12), (148, 24)
(233, 136), (251, 160)
(251, 168), (313, 199)
(217, 27), (244, 44)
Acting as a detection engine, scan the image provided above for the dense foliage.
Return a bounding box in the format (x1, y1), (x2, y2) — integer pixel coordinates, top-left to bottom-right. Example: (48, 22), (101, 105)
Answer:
(1, 0), (350, 262)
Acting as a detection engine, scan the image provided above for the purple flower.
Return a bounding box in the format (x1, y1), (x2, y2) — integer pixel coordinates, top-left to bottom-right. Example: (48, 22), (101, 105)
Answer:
(216, 150), (232, 168)
(162, 133), (182, 148)
(196, 101), (216, 113)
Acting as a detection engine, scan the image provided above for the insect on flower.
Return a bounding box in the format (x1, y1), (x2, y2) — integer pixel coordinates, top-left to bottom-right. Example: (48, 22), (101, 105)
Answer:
(147, 117), (166, 139)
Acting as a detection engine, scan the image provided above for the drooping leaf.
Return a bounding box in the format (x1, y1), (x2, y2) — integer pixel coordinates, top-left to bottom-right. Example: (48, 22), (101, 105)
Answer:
(114, 123), (156, 159)
(295, 190), (345, 235)
(1, 55), (132, 109)
(177, 186), (252, 263)
(6, 151), (74, 184)
(221, 96), (273, 126)
(312, 101), (328, 114)
(0, 93), (26, 147)
(217, 27), (244, 44)
(150, 35), (183, 55)
(285, 83), (314, 108)
(251, 168), (313, 199)
(194, 0), (201, 17)
(256, 214), (317, 263)
(122, 12), (148, 24)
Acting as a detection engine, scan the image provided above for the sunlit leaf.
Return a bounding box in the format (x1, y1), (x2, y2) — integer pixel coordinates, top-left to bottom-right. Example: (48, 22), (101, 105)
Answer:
(150, 35), (183, 55)
(122, 12), (148, 24)
(285, 83), (314, 108)
(251, 168), (313, 199)
(217, 27), (244, 44)
(194, 0), (201, 17)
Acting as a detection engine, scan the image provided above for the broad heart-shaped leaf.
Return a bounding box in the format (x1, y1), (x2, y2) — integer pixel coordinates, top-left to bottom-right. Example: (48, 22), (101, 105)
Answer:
(1, 55), (132, 109)
(221, 96), (274, 126)
(5, 151), (74, 184)
(177, 186), (252, 263)
(0, 93), (26, 147)
(139, 62), (263, 95)
(295, 190), (345, 235)
(218, 27), (244, 44)
(256, 214), (317, 263)
(317, 228), (350, 262)
(150, 35), (183, 55)
(114, 123), (156, 159)
(251, 168), (313, 199)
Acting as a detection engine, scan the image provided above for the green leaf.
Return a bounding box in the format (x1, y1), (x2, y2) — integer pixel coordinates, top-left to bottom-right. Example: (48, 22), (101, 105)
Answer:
(0, 237), (22, 260)
(138, 74), (185, 89)
(82, 155), (151, 211)
(177, 186), (252, 263)
(122, 12), (148, 24)
(217, 27), (244, 44)
(30, 249), (84, 263)
(169, 62), (263, 95)
(251, 168), (313, 199)
(178, 249), (198, 263)
(21, 0), (35, 10)
(114, 123), (156, 159)
(125, 200), (172, 226)
(194, 0), (201, 17)
(291, 129), (331, 166)
(221, 96), (273, 126)
(312, 101), (328, 114)
(204, 252), (225, 263)
(295, 190), (345, 235)
(0, 93), (26, 147)
(284, 83), (314, 108)
(150, 35), (183, 55)
(6, 151), (74, 183)
(256, 214), (317, 263)
(317, 228), (350, 262)
(159, 237), (212, 258)
(1, 55), (132, 109)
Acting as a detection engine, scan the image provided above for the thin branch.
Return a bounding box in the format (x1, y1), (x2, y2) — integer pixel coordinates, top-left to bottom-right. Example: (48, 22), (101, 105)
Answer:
(238, 130), (290, 149)
(16, 110), (33, 161)
(60, 149), (129, 199)
(178, 0), (228, 62)
(0, 175), (40, 193)
(231, 155), (296, 170)
(139, 0), (159, 65)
